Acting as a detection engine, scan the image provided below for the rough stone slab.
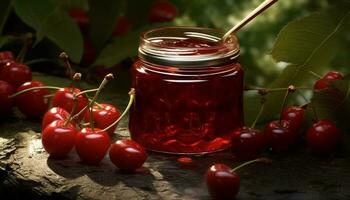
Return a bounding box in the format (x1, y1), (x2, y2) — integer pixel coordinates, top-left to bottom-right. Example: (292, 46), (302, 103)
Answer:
(1, 117), (350, 200)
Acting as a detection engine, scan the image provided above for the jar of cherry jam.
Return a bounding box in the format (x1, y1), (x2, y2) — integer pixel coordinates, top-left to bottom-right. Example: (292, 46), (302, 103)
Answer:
(129, 27), (243, 154)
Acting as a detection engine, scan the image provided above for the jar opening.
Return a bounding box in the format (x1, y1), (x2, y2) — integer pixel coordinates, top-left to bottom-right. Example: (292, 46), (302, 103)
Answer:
(139, 27), (240, 67)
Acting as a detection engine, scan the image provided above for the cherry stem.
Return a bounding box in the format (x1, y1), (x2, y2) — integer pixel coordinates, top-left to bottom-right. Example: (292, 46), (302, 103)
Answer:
(251, 97), (266, 129)
(101, 88), (136, 133)
(298, 91), (319, 121)
(89, 73), (114, 132)
(267, 87), (308, 92)
(230, 157), (271, 173)
(16, 33), (32, 63)
(310, 102), (319, 122)
(8, 86), (61, 98)
(93, 101), (103, 109)
(71, 99), (101, 120)
(245, 86), (309, 95)
(279, 85), (296, 125)
(64, 95), (78, 126)
(75, 88), (99, 97)
(72, 105), (88, 120)
(59, 52), (75, 79)
(308, 70), (322, 79)
(80, 122), (90, 127)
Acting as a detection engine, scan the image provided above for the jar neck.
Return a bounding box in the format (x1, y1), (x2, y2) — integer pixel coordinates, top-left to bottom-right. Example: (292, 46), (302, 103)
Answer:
(137, 59), (240, 77)
(139, 26), (240, 68)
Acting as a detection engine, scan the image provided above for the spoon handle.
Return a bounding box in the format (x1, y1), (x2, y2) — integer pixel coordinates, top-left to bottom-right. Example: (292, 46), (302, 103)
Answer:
(223, 0), (278, 40)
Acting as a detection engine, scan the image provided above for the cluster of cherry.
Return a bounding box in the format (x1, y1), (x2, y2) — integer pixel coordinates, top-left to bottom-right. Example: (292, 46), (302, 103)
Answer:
(0, 50), (147, 172)
(232, 71), (343, 160)
(205, 71), (345, 199)
(0, 50), (42, 118)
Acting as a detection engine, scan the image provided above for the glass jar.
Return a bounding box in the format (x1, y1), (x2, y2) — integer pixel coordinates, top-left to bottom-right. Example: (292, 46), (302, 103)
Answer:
(129, 27), (243, 154)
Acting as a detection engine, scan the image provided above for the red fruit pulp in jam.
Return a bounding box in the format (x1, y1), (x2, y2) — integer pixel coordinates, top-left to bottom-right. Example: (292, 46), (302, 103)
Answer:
(130, 38), (243, 154)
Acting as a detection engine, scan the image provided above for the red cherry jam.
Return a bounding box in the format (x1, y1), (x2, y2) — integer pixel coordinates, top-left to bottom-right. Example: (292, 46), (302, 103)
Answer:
(129, 27), (243, 154)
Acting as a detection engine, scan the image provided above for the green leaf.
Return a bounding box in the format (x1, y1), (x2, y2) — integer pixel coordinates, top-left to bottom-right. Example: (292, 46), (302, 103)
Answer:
(25, 58), (57, 66)
(244, 91), (264, 126)
(271, 3), (350, 65)
(0, 35), (13, 48)
(0, 0), (12, 34)
(93, 23), (172, 67)
(14, 0), (83, 62)
(245, 2), (350, 124)
(92, 30), (139, 67)
(14, 0), (55, 30)
(125, 0), (154, 27)
(55, 0), (89, 11)
(88, 0), (123, 51)
(37, 9), (83, 62)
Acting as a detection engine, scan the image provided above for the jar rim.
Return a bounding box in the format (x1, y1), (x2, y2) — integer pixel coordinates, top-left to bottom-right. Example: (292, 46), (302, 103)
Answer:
(138, 26), (240, 67)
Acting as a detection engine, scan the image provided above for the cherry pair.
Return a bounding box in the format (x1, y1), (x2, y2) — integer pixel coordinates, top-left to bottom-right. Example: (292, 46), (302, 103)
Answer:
(264, 105), (305, 152)
(231, 105), (304, 160)
(77, 129), (147, 172)
(314, 71), (343, 90)
(43, 101), (120, 134)
(0, 51), (49, 117)
(0, 51), (32, 89)
(0, 51), (49, 118)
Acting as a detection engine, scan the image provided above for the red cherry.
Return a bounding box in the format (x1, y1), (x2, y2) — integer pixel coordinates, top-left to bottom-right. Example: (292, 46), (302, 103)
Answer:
(265, 120), (296, 152)
(69, 8), (89, 33)
(231, 127), (265, 160)
(313, 79), (330, 90)
(314, 71), (343, 90)
(0, 51), (14, 61)
(42, 107), (70, 130)
(206, 164), (240, 199)
(281, 106), (305, 130)
(0, 62), (32, 89)
(84, 103), (120, 134)
(323, 71), (343, 80)
(109, 139), (147, 171)
(15, 81), (49, 118)
(42, 120), (77, 158)
(306, 119), (341, 153)
(0, 80), (14, 116)
(149, 0), (177, 23)
(0, 51), (14, 69)
(82, 40), (96, 66)
(113, 16), (132, 37)
(52, 87), (88, 119)
(75, 128), (110, 165)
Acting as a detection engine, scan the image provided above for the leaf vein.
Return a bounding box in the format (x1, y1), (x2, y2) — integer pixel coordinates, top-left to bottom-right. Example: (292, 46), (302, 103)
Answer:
(287, 11), (350, 85)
